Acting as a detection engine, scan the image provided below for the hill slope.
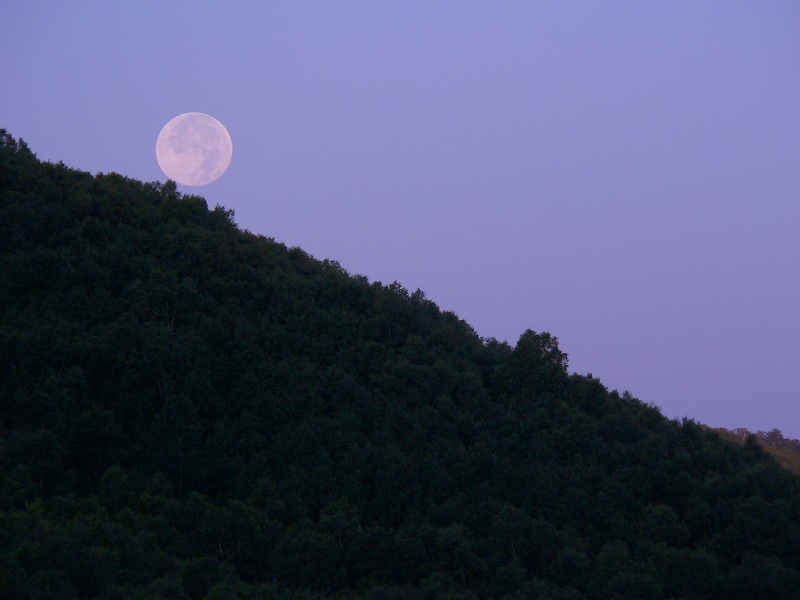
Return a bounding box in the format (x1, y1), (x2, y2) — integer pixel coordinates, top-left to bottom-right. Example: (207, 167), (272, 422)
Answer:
(712, 428), (800, 477)
(2, 130), (800, 599)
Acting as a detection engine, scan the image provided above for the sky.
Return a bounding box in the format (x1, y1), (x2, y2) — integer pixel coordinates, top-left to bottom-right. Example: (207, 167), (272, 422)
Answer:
(3, 1), (799, 438)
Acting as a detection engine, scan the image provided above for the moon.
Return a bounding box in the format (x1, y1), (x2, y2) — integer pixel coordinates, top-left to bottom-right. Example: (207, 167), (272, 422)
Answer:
(155, 112), (233, 186)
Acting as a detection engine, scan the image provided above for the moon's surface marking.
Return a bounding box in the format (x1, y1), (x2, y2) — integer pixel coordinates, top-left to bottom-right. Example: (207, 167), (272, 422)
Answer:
(156, 112), (233, 186)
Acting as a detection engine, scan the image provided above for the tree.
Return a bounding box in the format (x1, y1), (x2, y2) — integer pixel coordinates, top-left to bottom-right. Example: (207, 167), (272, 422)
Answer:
(501, 330), (569, 398)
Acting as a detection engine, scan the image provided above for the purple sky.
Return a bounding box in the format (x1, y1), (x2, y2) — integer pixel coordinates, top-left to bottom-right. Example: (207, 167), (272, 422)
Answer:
(3, 2), (799, 438)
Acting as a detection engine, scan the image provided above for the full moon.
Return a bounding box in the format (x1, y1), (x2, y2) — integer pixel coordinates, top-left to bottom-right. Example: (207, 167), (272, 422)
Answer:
(155, 112), (233, 186)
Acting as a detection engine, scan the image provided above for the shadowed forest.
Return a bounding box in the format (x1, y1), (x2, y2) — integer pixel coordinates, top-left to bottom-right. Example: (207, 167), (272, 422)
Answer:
(2, 130), (800, 598)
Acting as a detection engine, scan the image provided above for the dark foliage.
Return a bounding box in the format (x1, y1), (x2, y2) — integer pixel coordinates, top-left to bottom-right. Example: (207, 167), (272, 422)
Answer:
(713, 428), (800, 477)
(2, 130), (799, 598)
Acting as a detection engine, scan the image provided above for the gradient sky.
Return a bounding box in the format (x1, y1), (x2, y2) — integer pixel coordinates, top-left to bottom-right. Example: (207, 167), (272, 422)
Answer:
(3, 2), (799, 438)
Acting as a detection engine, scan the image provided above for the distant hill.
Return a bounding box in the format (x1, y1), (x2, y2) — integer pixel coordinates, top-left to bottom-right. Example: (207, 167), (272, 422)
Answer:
(711, 428), (800, 477)
(2, 129), (800, 598)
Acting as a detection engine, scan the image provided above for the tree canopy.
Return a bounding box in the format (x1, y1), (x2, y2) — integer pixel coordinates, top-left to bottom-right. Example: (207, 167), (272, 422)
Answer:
(2, 130), (799, 598)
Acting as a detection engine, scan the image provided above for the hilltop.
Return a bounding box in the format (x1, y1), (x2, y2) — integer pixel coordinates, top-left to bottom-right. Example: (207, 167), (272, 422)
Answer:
(1, 130), (799, 598)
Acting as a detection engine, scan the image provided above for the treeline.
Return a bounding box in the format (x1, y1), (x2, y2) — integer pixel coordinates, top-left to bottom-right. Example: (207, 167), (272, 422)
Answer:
(2, 130), (800, 598)
(713, 428), (800, 477)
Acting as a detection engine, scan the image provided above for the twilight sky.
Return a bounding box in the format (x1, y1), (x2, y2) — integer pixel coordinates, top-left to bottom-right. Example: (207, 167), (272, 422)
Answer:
(3, 2), (799, 438)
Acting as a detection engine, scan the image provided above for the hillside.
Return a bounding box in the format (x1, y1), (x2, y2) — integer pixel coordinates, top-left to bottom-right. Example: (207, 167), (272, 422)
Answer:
(2, 130), (800, 599)
(712, 428), (800, 477)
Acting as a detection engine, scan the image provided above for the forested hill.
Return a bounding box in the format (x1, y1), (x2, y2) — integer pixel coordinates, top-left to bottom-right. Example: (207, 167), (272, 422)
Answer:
(2, 129), (800, 599)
